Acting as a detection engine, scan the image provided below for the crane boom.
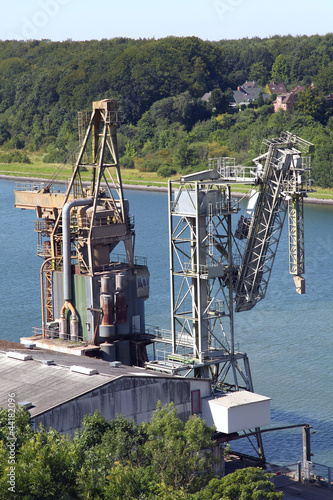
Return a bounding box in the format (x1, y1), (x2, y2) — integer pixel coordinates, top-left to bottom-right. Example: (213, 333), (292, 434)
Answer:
(234, 133), (313, 312)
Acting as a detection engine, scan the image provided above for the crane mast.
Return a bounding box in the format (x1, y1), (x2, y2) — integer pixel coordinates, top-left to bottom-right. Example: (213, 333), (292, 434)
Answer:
(146, 132), (313, 461)
(15, 100), (150, 365)
(147, 132), (313, 393)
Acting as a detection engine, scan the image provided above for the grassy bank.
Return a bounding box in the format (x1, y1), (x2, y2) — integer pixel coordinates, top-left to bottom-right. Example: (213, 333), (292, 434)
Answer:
(1, 160), (332, 200)
(0, 159), (172, 189)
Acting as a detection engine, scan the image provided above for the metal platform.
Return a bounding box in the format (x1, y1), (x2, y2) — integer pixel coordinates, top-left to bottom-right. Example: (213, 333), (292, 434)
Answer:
(20, 334), (100, 356)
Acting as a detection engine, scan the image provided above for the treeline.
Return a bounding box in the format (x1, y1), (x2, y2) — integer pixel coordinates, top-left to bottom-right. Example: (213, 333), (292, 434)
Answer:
(0, 35), (333, 186)
(0, 403), (282, 499)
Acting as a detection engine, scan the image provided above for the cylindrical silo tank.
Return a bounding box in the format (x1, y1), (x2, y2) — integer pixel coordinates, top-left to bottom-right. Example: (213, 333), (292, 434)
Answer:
(70, 317), (79, 342)
(99, 275), (116, 340)
(115, 272), (126, 292)
(114, 292), (129, 335)
(59, 317), (68, 340)
(116, 340), (131, 366)
(100, 342), (117, 362)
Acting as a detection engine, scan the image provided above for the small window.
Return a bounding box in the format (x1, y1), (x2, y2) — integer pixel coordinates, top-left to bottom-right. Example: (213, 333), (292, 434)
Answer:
(137, 276), (149, 288)
(191, 389), (201, 414)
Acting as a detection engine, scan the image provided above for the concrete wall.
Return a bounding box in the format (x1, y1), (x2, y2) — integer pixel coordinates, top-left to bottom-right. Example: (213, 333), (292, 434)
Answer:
(33, 375), (211, 435)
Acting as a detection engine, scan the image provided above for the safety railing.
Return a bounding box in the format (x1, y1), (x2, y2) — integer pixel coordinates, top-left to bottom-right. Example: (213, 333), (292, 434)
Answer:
(208, 157), (260, 182)
(310, 462), (332, 490)
(15, 181), (46, 192)
(112, 253), (147, 267)
(146, 326), (193, 348)
(267, 462), (301, 488)
(267, 461), (332, 491)
(31, 326), (86, 343)
(31, 325), (59, 340)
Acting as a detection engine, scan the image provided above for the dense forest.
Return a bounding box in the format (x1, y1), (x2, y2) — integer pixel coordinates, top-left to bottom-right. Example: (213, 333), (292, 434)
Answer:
(0, 403), (283, 499)
(0, 35), (333, 186)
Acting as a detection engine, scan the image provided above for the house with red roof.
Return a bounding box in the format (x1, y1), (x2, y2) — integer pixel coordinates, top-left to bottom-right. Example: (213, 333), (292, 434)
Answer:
(268, 82), (287, 95)
(273, 85), (305, 112)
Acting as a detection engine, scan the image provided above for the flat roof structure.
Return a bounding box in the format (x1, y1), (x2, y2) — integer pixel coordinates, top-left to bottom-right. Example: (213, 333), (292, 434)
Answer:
(0, 342), (211, 434)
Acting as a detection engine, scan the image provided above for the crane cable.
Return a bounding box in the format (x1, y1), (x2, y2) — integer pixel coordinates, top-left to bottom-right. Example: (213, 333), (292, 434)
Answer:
(44, 143), (81, 191)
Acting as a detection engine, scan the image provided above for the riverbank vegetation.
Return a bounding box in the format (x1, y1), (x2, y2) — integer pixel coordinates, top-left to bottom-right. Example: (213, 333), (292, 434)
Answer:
(0, 403), (283, 499)
(0, 35), (333, 192)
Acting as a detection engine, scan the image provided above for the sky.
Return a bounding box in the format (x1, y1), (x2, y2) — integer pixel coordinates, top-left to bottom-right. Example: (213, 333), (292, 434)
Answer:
(1, 0), (333, 42)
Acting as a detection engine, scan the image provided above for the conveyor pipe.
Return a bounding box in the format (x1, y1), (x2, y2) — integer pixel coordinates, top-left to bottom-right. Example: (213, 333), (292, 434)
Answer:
(62, 197), (93, 302)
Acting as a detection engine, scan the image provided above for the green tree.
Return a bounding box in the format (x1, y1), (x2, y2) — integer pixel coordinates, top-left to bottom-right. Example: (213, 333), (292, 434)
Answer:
(103, 463), (147, 500)
(173, 140), (197, 172)
(271, 54), (290, 83)
(295, 87), (330, 124)
(0, 405), (33, 450)
(142, 402), (215, 493)
(314, 61), (333, 94)
(249, 61), (269, 87)
(102, 415), (147, 465)
(0, 119), (10, 145)
(197, 467), (283, 500)
(208, 88), (230, 115)
(120, 155), (135, 169)
(75, 409), (110, 450)
(313, 131), (333, 187)
(75, 412), (147, 498)
(0, 427), (79, 499)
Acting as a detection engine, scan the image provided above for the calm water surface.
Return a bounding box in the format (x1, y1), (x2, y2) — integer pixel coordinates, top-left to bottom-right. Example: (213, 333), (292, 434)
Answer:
(0, 179), (332, 466)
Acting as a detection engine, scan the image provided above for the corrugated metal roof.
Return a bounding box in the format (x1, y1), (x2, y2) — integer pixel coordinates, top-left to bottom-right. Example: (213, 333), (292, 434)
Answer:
(0, 348), (166, 417)
(0, 355), (114, 417)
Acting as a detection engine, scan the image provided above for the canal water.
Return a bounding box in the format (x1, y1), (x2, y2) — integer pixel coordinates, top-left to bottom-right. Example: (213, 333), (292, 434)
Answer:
(0, 179), (332, 467)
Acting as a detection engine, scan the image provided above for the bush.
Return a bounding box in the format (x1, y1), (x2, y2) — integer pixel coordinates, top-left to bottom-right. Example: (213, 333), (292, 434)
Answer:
(43, 144), (67, 163)
(139, 157), (162, 172)
(120, 155), (135, 169)
(157, 165), (177, 178)
(199, 467), (283, 499)
(2, 136), (25, 150)
(11, 150), (31, 163)
(0, 150), (31, 164)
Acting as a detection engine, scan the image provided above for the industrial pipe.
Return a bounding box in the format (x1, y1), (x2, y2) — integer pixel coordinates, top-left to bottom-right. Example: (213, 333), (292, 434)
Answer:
(60, 300), (77, 340)
(60, 198), (93, 341)
(61, 300), (77, 319)
(62, 197), (93, 301)
(40, 255), (61, 336)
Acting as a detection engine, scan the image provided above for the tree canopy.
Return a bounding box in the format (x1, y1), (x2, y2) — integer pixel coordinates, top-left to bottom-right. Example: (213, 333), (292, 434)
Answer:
(0, 34), (333, 186)
(0, 404), (283, 499)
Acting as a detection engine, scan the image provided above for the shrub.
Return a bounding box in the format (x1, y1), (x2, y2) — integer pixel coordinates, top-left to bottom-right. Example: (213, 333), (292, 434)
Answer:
(120, 155), (135, 169)
(139, 157), (161, 172)
(2, 136), (25, 150)
(43, 145), (67, 163)
(0, 150), (31, 164)
(157, 165), (177, 178)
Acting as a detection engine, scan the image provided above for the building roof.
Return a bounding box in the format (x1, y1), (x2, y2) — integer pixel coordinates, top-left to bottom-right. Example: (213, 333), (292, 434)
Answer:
(208, 390), (270, 409)
(233, 88), (261, 103)
(268, 82), (287, 95)
(201, 91), (212, 102)
(0, 346), (172, 418)
(290, 85), (305, 93)
(241, 81), (260, 89)
(233, 87), (269, 105)
(277, 92), (297, 104)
